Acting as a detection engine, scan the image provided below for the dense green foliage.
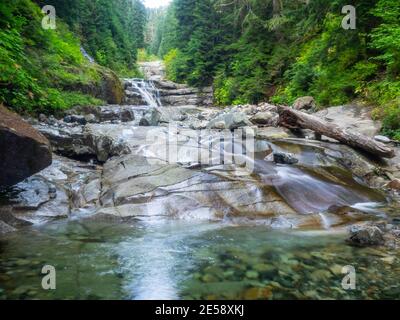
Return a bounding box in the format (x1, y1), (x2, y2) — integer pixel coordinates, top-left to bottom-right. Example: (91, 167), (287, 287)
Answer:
(0, 0), (147, 114)
(35, 0), (146, 75)
(148, 0), (400, 139)
(0, 0), (105, 114)
(2, 0), (399, 139)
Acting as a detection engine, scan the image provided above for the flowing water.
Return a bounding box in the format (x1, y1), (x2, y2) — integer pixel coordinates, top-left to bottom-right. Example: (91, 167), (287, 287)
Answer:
(1, 66), (399, 300)
(1, 219), (400, 300)
(1, 125), (398, 300)
(125, 78), (162, 107)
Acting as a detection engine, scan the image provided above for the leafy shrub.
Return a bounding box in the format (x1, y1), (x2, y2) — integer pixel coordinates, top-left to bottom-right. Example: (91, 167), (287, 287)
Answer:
(164, 49), (187, 83)
(138, 48), (158, 63)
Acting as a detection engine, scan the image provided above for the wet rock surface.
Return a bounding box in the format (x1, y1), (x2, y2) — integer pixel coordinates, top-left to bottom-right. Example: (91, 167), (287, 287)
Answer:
(348, 225), (385, 246)
(273, 152), (299, 165)
(347, 222), (400, 248)
(2, 98), (399, 235)
(1, 62), (400, 300)
(0, 155), (101, 228)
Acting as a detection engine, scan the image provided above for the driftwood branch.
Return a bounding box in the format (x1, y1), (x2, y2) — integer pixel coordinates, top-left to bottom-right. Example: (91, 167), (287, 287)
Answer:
(277, 106), (395, 158)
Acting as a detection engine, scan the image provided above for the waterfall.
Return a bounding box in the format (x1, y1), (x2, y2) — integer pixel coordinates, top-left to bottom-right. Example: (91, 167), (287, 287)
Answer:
(80, 46), (95, 64)
(124, 79), (162, 108)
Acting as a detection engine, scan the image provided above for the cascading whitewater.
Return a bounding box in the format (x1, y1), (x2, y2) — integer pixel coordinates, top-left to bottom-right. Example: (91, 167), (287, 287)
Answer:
(124, 78), (162, 108)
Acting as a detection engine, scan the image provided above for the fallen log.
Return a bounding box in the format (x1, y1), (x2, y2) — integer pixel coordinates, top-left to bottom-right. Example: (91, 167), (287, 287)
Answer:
(277, 105), (395, 158)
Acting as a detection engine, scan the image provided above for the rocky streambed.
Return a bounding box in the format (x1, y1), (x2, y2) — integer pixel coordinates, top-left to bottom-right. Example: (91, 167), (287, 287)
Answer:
(1, 63), (400, 300)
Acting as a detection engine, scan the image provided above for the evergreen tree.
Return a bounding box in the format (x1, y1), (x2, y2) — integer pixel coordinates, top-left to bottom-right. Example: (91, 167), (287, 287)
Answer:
(34, 0), (146, 73)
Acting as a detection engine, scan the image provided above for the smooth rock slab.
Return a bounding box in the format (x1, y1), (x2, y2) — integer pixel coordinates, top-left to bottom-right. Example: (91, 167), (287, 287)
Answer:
(314, 105), (381, 137)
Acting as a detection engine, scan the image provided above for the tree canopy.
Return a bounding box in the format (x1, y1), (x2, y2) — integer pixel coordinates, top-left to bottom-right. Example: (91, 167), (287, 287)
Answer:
(145, 0), (400, 139)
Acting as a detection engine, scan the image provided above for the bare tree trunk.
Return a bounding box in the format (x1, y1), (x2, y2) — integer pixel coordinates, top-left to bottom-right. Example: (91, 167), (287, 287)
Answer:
(277, 106), (395, 158)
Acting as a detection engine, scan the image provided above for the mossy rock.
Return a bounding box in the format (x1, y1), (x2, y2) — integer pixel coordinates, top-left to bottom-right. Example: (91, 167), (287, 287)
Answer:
(98, 67), (124, 105)
(63, 65), (124, 105)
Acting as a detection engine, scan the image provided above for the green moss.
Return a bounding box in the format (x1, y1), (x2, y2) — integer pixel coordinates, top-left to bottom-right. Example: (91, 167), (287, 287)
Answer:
(39, 89), (103, 113)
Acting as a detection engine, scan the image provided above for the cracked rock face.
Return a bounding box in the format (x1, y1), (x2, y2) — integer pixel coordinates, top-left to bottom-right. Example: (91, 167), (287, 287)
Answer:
(3, 114), (393, 234)
(2, 93), (399, 237)
(96, 153), (296, 222)
(0, 155), (102, 230)
(35, 123), (131, 163)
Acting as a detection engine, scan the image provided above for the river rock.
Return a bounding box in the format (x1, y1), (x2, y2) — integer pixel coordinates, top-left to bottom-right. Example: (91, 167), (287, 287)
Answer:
(85, 128), (131, 162)
(212, 121), (226, 130)
(386, 179), (400, 191)
(208, 112), (252, 130)
(374, 135), (391, 144)
(139, 108), (161, 126)
(314, 105), (381, 137)
(347, 225), (385, 246)
(293, 96), (316, 111)
(2, 155), (102, 225)
(99, 68), (124, 104)
(64, 115), (87, 125)
(38, 114), (48, 123)
(250, 112), (275, 126)
(96, 149), (296, 222)
(255, 127), (293, 141)
(66, 105), (137, 124)
(124, 89), (147, 105)
(242, 287), (272, 300)
(0, 105), (52, 187)
(36, 123), (130, 163)
(0, 207), (32, 228)
(273, 152), (299, 165)
(140, 61), (166, 81)
(100, 106), (134, 123)
(84, 114), (98, 124)
(120, 109), (135, 122)
(47, 115), (57, 125)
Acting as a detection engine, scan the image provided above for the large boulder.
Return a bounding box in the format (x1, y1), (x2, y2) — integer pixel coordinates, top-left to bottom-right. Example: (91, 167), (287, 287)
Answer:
(67, 65), (124, 105)
(347, 225), (385, 247)
(0, 105), (52, 187)
(250, 111), (276, 126)
(208, 112), (252, 130)
(273, 152), (299, 165)
(99, 68), (124, 104)
(293, 96), (316, 111)
(139, 108), (161, 126)
(36, 123), (131, 163)
(314, 105), (381, 137)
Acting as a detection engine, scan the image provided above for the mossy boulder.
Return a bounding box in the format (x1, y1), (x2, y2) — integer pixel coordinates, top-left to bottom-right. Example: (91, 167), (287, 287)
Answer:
(98, 67), (124, 105)
(63, 65), (124, 105)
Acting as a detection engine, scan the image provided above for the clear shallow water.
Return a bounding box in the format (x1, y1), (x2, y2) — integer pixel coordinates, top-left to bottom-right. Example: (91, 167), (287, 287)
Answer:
(1, 219), (400, 300)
